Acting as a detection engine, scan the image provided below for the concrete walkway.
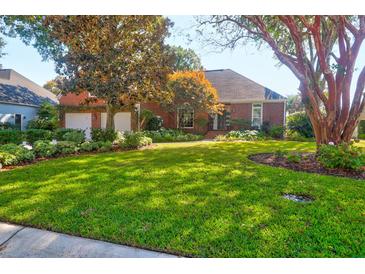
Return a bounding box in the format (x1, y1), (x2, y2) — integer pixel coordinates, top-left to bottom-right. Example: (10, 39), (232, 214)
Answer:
(0, 222), (177, 258)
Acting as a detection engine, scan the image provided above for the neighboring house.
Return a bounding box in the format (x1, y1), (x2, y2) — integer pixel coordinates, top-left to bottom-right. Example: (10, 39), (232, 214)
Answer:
(59, 69), (286, 138)
(0, 68), (59, 130)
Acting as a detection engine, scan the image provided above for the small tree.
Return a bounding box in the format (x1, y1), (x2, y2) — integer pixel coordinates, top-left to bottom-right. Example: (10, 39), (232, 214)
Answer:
(162, 71), (223, 115)
(198, 16), (365, 145)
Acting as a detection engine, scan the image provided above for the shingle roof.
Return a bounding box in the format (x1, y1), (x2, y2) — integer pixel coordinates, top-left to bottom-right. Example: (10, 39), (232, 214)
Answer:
(204, 69), (286, 103)
(0, 69), (58, 107)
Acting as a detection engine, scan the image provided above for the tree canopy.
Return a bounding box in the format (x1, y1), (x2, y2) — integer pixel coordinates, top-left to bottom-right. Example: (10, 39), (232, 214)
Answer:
(198, 16), (365, 144)
(1, 16), (173, 129)
(163, 71), (222, 114)
(167, 45), (203, 71)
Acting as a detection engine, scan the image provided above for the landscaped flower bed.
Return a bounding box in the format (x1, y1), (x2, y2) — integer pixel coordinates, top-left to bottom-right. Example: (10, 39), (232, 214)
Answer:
(0, 130), (152, 170)
(249, 151), (365, 180)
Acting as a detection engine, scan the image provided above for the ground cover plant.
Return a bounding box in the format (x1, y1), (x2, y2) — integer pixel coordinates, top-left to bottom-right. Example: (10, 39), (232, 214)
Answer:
(0, 141), (364, 257)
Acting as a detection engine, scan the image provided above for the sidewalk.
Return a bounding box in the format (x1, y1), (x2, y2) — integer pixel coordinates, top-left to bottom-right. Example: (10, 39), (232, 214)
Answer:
(0, 222), (178, 258)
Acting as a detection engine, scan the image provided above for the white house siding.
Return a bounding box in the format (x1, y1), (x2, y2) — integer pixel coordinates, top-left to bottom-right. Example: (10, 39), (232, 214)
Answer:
(0, 103), (38, 130)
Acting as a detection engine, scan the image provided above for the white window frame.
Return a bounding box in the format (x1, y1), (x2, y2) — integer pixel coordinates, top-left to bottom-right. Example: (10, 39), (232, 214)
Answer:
(251, 103), (263, 128)
(177, 107), (194, 129)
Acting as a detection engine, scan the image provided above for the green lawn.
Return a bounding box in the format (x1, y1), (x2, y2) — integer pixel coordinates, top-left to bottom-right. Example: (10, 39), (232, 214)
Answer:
(0, 140), (364, 257)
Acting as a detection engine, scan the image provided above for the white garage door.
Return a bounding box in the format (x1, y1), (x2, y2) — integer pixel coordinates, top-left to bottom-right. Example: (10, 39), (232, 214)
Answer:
(101, 112), (131, 132)
(65, 113), (92, 139)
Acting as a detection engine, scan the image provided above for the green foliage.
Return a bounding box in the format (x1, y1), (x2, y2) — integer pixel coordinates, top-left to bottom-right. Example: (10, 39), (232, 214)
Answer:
(274, 149), (288, 158)
(287, 112), (314, 138)
(25, 129), (53, 144)
(286, 94), (305, 114)
(144, 129), (203, 143)
(0, 122), (17, 130)
(80, 141), (101, 152)
(317, 143), (365, 170)
(286, 152), (301, 163)
(216, 130), (262, 141)
(286, 131), (315, 142)
(167, 45), (203, 71)
(358, 120), (365, 135)
(261, 121), (285, 139)
(0, 144), (35, 165)
(33, 140), (58, 158)
(91, 128), (117, 142)
(0, 129), (24, 144)
(55, 141), (78, 155)
(63, 130), (85, 144)
(358, 133), (365, 140)
(98, 141), (113, 152)
(27, 102), (59, 130)
(140, 109), (155, 130)
(121, 132), (152, 149)
(0, 152), (17, 166)
(2, 141), (365, 257)
(146, 116), (163, 131)
(269, 125), (285, 139)
(53, 128), (78, 141)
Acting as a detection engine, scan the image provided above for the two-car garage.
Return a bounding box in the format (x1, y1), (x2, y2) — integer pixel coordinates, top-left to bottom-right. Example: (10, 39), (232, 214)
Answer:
(65, 112), (131, 139)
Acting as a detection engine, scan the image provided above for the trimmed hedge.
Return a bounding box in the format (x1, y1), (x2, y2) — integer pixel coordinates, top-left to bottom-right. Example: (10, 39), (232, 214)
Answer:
(144, 129), (203, 143)
(25, 129), (53, 144)
(91, 128), (117, 142)
(0, 130), (24, 145)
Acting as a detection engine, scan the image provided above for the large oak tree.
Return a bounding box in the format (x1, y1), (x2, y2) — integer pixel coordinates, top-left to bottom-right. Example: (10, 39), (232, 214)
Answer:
(198, 16), (365, 145)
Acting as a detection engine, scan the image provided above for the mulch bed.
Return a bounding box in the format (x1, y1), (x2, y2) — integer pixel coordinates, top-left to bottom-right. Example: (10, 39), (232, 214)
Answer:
(249, 153), (365, 180)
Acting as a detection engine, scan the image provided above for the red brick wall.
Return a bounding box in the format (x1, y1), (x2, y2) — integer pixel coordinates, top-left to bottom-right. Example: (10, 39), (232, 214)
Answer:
(141, 103), (209, 134)
(230, 103), (252, 129)
(263, 102), (285, 126)
(59, 91), (105, 106)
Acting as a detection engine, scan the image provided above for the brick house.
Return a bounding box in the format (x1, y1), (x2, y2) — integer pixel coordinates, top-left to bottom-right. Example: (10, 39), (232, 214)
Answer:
(59, 69), (286, 138)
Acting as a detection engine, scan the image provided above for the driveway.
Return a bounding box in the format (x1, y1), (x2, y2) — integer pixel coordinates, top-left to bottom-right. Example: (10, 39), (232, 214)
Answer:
(0, 222), (177, 258)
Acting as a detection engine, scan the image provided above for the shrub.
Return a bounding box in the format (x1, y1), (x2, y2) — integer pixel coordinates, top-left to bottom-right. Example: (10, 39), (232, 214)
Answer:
(286, 131), (315, 142)
(0, 151), (17, 166)
(56, 141), (78, 155)
(226, 130), (261, 141)
(146, 116), (163, 131)
(121, 132), (152, 149)
(317, 143), (365, 170)
(80, 141), (100, 152)
(0, 129), (24, 144)
(286, 152), (301, 163)
(63, 130), (85, 144)
(0, 122), (17, 130)
(33, 140), (58, 158)
(269, 125), (285, 139)
(274, 149), (288, 158)
(287, 112), (314, 138)
(25, 129), (53, 144)
(54, 128), (78, 141)
(91, 128), (117, 142)
(359, 133), (365, 140)
(215, 130), (261, 141)
(98, 141), (113, 152)
(144, 129), (203, 143)
(0, 144), (35, 165)
(27, 102), (59, 130)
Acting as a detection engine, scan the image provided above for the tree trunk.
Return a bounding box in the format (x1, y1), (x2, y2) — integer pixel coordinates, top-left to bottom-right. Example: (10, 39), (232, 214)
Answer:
(105, 103), (116, 129)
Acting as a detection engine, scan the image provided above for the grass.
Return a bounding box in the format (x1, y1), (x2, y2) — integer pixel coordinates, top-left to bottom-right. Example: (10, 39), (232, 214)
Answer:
(0, 140), (364, 257)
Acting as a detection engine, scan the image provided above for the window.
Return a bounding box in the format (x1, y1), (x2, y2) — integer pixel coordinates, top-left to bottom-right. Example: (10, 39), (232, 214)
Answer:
(14, 114), (22, 130)
(178, 108), (194, 128)
(252, 103), (262, 128)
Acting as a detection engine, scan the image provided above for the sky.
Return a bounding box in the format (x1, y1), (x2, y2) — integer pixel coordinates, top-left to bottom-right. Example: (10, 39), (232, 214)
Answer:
(0, 15), (364, 97)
